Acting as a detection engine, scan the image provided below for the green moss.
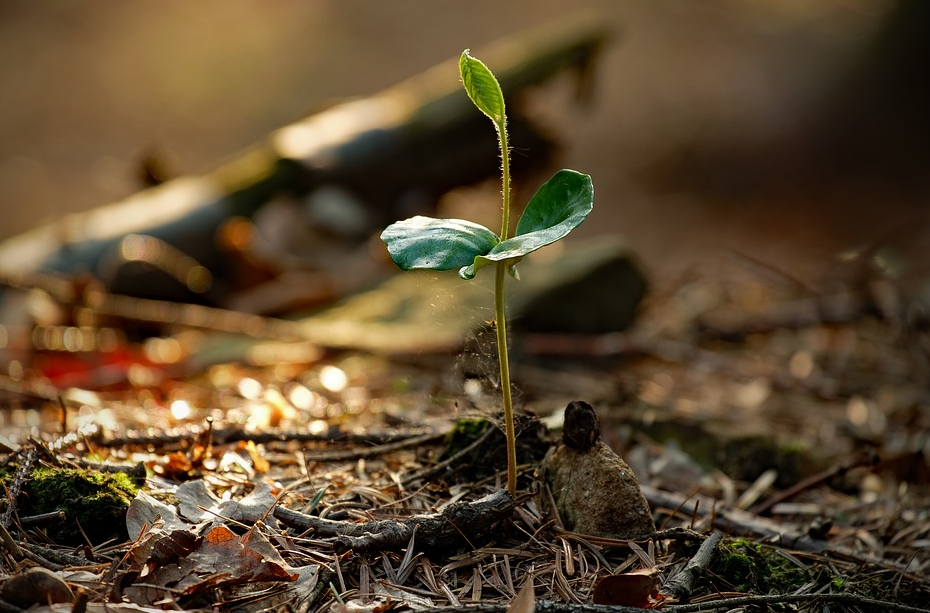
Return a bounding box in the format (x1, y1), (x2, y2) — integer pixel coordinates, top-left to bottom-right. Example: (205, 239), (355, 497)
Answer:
(712, 538), (809, 594)
(778, 438), (809, 456)
(436, 415), (548, 485)
(444, 417), (491, 450)
(25, 467), (140, 545)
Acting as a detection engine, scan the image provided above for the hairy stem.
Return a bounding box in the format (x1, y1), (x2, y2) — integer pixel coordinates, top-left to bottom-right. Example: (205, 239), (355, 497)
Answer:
(494, 118), (517, 497)
(498, 121), (511, 241)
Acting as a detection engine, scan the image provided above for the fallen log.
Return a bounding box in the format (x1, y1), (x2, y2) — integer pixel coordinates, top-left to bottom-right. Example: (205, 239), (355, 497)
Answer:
(0, 18), (610, 309)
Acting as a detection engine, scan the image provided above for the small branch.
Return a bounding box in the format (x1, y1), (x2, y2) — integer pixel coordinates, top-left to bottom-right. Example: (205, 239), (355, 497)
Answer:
(19, 510), (67, 530)
(401, 594), (930, 613)
(424, 601), (682, 613)
(0, 522), (23, 558)
(89, 424), (441, 454)
(22, 542), (90, 568)
(665, 592), (930, 613)
(643, 485), (920, 576)
(750, 449), (876, 515)
(18, 545), (65, 571)
(401, 420), (497, 486)
(301, 431), (446, 463)
(660, 530), (723, 601)
(92, 293), (308, 341)
(274, 489), (514, 554)
(696, 290), (873, 341)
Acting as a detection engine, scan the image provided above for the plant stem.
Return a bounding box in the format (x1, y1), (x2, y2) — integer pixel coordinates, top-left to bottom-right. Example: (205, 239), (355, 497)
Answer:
(495, 262), (517, 496)
(494, 118), (517, 497)
(498, 121), (511, 241)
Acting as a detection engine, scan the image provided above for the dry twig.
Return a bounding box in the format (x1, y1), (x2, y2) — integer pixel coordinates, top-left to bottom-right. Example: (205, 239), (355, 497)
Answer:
(274, 489), (514, 554)
(659, 530), (723, 601)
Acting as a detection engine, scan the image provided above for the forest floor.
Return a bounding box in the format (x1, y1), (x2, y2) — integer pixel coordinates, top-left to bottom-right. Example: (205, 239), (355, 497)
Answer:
(1, 241), (929, 613)
(3, 5), (930, 611)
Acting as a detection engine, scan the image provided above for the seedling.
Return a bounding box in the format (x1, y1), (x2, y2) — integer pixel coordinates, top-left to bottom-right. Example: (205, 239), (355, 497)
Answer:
(381, 50), (594, 496)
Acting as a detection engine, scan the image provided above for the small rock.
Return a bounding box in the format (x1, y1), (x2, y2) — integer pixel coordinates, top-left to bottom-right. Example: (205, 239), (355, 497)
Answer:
(546, 401), (655, 539)
(1, 567), (74, 608)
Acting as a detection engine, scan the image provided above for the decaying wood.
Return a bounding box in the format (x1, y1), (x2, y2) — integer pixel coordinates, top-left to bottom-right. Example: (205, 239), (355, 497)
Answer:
(274, 489), (514, 554)
(0, 18), (610, 307)
(21, 542), (89, 568)
(659, 530), (723, 601)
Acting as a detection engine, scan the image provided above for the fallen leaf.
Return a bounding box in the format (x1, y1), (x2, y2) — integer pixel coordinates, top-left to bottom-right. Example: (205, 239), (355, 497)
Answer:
(176, 479), (278, 526)
(126, 490), (191, 540)
(176, 479), (221, 523)
(592, 568), (660, 608)
(180, 525), (297, 592)
(245, 439), (270, 473)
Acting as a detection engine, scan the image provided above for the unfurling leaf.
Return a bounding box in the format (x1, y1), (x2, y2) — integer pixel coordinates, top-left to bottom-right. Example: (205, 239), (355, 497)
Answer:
(459, 50), (506, 126)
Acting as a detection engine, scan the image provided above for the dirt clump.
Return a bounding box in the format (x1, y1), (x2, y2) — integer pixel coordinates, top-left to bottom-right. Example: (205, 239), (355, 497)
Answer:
(546, 400), (655, 539)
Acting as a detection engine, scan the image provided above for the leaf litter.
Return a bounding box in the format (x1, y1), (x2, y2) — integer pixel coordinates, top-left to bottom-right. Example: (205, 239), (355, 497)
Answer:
(1, 248), (930, 612)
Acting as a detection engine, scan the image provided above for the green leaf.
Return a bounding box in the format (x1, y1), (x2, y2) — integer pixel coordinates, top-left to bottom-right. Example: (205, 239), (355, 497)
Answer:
(459, 169), (593, 279)
(381, 216), (499, 272)
(459, 50), (505, 126)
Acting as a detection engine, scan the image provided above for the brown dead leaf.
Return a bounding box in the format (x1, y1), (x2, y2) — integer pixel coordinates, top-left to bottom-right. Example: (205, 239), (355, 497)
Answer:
(125, 524), (297, 603)
(592, 568), (660, 608)
(131, 526), (200, 572)
(245, 439), (270, 473)
(181, 524), (296, 589)
(159, 450), (193, 478)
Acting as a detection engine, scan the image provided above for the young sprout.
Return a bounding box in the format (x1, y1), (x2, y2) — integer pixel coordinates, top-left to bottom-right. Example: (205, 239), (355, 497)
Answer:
(381, 50), (594, 496)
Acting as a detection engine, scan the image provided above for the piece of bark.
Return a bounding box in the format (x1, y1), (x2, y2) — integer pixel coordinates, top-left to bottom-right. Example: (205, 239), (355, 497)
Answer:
(274, 489), (514, 554)
(659, 530), (723, 602)
(546, 401), (655, 539)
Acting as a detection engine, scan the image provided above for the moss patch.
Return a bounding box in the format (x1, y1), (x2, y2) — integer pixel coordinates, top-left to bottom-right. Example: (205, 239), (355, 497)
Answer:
(711, 538), (809, 594)
(439, 414), (548, 484)
(24, 467), (140, 545)
(442, 417), (493, 459)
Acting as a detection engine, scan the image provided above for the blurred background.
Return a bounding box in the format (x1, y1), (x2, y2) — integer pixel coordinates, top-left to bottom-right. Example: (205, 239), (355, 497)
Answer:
(1, 0), (928, 288)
